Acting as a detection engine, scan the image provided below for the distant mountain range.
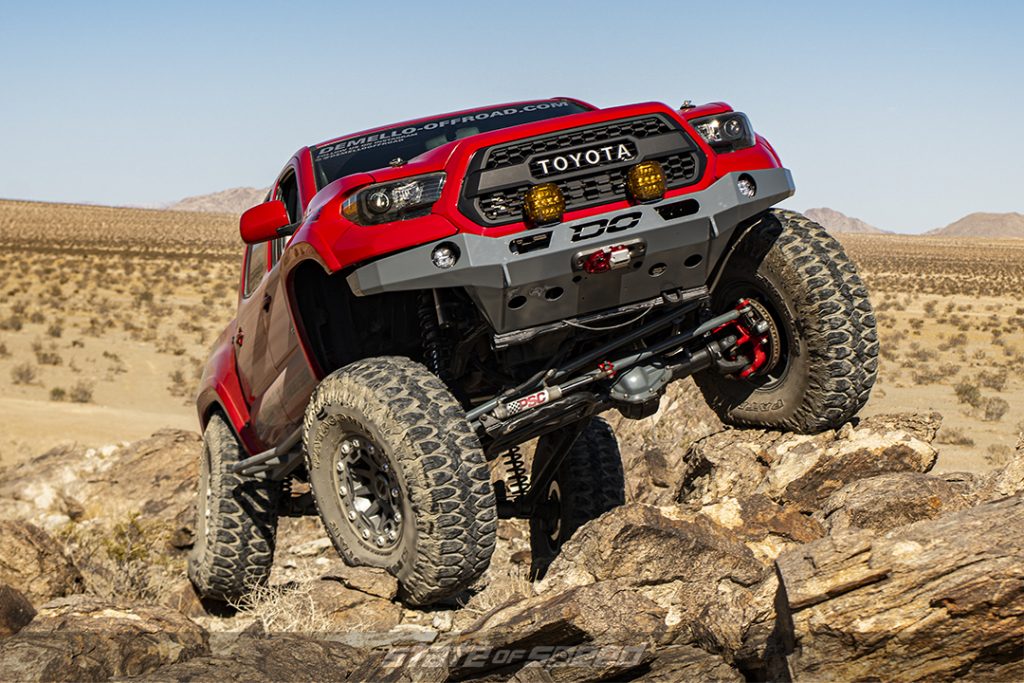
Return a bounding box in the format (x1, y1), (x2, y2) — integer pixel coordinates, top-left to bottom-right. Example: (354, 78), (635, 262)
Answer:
(804, 208), (890, 234)
(925, 212), (1024, 238)
(164, 187), (1023, 238)
(168, 187), (268, 215)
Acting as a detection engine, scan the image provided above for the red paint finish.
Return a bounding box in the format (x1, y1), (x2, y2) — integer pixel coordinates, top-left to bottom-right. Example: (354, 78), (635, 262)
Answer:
(240, 200), (289, 244)
(195, 324), (265, 454)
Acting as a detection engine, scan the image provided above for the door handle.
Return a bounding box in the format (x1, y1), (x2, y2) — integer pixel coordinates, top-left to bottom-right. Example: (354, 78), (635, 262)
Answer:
(262, 294), (272, 312)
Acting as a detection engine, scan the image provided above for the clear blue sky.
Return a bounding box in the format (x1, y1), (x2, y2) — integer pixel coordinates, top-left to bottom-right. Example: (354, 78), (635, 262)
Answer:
(1, 0), (1021, 233)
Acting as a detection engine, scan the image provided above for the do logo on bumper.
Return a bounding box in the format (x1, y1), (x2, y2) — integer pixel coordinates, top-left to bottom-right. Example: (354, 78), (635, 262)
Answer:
(570, 211), (642, 243)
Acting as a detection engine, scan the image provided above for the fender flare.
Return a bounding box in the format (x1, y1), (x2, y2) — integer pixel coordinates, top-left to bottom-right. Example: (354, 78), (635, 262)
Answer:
(195, 330), (264, 455)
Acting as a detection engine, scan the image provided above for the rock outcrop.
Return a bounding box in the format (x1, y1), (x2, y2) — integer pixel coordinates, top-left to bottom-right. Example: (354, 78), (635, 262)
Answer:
(0, 583), (36, 637)
(775, 495), (1024, 681)
(677, 413), (940, 511)
(0, 521), (84, 604)
(2, 411), (1022, 682)
(0, 596), (208, 682)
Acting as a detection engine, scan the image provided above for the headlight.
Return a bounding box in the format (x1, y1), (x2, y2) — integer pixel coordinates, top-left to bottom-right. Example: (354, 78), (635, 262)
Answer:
(342, 173), (446, 226)
(690, 112), (755, 152)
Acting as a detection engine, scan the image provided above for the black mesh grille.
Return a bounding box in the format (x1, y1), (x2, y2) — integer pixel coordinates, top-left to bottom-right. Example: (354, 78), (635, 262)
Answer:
(484, 117), (672, 170)
(477, 152), (698, 222)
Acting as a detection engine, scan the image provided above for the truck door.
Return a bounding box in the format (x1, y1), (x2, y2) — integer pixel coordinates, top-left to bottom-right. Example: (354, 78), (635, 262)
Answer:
(234, 240), (278, 404)
(267, 169), (302, 369)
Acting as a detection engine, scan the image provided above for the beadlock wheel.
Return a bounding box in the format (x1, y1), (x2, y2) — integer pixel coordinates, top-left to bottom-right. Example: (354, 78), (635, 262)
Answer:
(332, 431), (403, 552)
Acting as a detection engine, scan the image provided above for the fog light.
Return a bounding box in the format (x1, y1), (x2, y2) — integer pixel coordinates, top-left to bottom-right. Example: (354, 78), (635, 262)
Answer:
(737, 175), (756, 198)
(431, 242), (459, 269)
(626, 161), (667, 203)
(523, 183), (565, 225)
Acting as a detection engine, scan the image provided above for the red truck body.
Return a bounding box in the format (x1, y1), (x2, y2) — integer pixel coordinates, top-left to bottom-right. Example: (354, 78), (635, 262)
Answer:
(196, 98), (787, 455)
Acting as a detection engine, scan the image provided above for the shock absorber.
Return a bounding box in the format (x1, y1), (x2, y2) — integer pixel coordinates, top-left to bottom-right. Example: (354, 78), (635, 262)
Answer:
(418, 290), (452, 381)
(503, 445), (530, 497)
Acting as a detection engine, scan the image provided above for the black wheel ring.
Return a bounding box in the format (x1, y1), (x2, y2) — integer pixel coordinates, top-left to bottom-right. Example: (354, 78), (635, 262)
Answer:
(331, 427), (404, 552)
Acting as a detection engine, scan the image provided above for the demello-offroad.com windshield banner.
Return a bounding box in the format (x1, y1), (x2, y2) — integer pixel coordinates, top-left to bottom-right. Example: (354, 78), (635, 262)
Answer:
(315, 101), (576, 160)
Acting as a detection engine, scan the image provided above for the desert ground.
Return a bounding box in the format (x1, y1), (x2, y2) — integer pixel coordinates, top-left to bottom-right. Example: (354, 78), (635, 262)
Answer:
(0, 199), (1021, 472)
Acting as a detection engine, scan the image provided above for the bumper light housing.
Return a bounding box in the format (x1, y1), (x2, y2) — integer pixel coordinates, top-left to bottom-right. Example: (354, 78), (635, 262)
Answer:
(737, 175), (756, 198)
(523, 183), (565, 226)
(626, 161), (667, 203)
(431, 242), (459, 269)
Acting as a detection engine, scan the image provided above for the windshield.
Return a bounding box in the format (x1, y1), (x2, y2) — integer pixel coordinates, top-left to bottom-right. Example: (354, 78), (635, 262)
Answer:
(312, 100), (589, 188)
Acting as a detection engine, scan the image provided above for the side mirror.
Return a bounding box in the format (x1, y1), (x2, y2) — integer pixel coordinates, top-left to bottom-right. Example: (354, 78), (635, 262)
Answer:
(240, 200), (290, 244)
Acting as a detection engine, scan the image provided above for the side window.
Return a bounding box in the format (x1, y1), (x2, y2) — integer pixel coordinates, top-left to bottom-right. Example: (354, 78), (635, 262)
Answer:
(271, 169), (301, 268)
(277, 171), (300, 224)
(271, 236), (286, 266)
(243, 243), (269, 298)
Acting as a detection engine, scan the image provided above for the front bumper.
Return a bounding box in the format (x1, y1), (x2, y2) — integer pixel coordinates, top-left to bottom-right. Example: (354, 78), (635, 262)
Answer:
(348, 167), (795, 334)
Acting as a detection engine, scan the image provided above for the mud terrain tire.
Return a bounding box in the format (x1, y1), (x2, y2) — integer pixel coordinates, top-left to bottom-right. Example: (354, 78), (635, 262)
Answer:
(694, 209), (878, 433)
(303, 356), (497, 606)
(530, 416), (625, 578)
(188, 413), (282, 603)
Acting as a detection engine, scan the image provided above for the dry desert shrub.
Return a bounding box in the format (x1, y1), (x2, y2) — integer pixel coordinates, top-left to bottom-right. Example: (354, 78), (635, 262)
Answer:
(69, 381), (94, 403)
(983, 397), (1010, 422)
(11, 361), (37, 385)
(954, 381), (983, 408)
(0, 340), (8, 357)
(229, 570), (337, 634)
(935, 427), (975, 447)
(986, 444), (1014, 466)
(976, 368), (1009, 392)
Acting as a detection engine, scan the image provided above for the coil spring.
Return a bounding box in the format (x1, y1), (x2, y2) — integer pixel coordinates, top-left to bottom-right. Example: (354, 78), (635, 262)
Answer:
(503, 445), (530, 497)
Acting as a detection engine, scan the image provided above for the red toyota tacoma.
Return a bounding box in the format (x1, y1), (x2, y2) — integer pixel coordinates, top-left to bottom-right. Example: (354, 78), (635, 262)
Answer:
(189, 98), (878, 605)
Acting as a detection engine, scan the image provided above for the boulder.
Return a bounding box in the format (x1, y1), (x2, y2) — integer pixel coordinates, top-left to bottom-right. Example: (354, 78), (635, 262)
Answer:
(533, 503), (780, 663)
(632, 644), (743, 682)
(608, 380), (724, 505)
(697, 494), (824, 563)
(0, 583), (36, 637)
(307, 577), (404, 633)
(0, 520), (83, 603)
(0, 430), (200, 530)
(322, 564), (398, 601)
(761, 415), (938, 511)
(139, 634), (367, 682)
(677, 429), (777, 506)
(161, 579), (207, 619)
(0, 595), (208, 681)
(977, 434), (1024, 499)
(452, 579), (669, 679)
(774, 495), (1024, 681)
(856, 411), (943, 442)
(678, 413), (941, 512)
(505, 643), (656, 682)
(816, 471), (977, 533)
(537, 504), (765, 593)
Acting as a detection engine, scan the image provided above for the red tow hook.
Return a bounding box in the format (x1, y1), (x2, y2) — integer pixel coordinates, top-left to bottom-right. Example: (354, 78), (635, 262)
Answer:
(713, 299), (771, 379)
